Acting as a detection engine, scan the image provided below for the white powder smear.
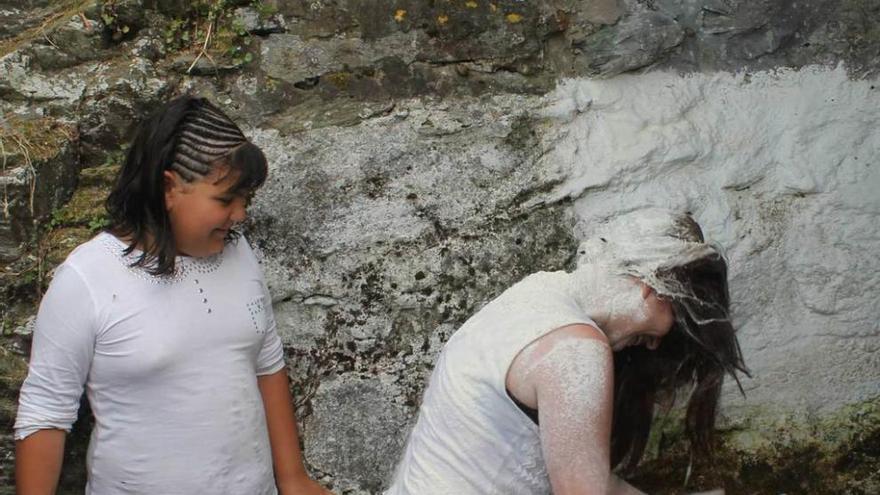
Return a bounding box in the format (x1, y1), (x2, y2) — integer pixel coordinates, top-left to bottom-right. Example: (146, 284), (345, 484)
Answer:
(524, 336), (614, 489)
(561, 263), (659, 349)
(534, 65), (880, 412)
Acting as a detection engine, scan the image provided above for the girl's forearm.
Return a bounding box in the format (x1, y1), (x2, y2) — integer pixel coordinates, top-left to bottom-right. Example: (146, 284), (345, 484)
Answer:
(16, 428), (66, 495)
(258, 369), (332, 494)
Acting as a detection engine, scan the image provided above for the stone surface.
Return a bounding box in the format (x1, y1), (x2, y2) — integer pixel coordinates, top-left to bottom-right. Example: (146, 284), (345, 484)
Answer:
(260, 31), (419, 86)
(534, 66), (880, 414)
(21, 14), (107, 71)
(1, 0), (879, 493)
(77, 57), (171, 162)
(304, 375), (410, 493)
(233, 6), (286, 35)
(0, 116), (79, 261)
(0, 51), (89, 105)
(0, 6), (43, 40)
(578, 6), (685, 75)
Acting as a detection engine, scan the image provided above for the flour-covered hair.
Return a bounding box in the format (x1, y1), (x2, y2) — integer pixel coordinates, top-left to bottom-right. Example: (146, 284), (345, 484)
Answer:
(578, 209), (749, 471)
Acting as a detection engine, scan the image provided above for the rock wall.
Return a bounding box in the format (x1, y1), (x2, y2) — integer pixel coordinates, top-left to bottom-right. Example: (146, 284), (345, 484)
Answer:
(536, 66), (880, 414)
(1, 0), (878, 493)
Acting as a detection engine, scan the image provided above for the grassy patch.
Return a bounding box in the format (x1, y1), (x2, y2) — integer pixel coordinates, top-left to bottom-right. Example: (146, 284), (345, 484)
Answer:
(0, 115), (77, 166)
(0, 0), (96, 59)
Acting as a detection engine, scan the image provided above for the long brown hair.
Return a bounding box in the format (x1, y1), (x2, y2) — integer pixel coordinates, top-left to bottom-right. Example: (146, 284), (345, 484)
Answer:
(606, 215), (749, 471)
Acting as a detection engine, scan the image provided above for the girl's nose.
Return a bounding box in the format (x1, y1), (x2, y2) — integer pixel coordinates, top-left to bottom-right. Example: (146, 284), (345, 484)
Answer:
(230, 199), (247, 223)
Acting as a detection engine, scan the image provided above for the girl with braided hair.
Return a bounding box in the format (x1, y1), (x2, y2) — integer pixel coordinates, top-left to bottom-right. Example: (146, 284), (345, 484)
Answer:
(388, 208), (747, 495)
(15, 96), (330, 495)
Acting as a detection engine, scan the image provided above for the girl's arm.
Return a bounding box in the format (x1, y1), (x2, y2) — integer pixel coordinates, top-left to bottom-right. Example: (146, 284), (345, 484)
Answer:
(16, 264), (97, 495)
(509, 324), (643, 494)
(16, 429), (66, 495)
(257, 369), (331, 495)
(610, 475), (647, 495)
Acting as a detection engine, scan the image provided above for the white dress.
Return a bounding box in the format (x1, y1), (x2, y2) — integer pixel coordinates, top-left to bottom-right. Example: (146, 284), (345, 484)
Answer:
(15, 232), (285, 494)
(387, 270), (599, 495)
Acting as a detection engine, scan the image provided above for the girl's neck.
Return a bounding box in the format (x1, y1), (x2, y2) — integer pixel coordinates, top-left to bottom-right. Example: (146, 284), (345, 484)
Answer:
(565, 263), (647, 340)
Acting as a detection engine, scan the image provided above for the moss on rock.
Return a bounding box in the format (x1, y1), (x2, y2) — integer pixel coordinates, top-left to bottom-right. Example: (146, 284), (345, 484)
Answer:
(0, 115), (76, 166)
(630, 397), (880, 494)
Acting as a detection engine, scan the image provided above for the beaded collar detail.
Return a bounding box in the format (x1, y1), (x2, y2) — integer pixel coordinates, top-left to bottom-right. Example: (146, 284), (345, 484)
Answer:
(98, 233), (224, 284)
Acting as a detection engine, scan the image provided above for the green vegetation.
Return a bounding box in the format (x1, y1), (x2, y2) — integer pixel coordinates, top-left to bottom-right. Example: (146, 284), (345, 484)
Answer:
(160, 0), (276, 69)
(99, 0), (131, 42)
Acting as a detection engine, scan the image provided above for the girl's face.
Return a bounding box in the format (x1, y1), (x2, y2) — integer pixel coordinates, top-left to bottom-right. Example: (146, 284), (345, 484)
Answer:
(630, 287), (674, 350)
(610, 283), (675, 351)
(164, 167), (248, 257)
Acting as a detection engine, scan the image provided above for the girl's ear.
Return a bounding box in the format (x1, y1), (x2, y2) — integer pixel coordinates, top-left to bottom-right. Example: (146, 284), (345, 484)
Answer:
(639, 282), (653, 300)
(164, 170), (180, 211)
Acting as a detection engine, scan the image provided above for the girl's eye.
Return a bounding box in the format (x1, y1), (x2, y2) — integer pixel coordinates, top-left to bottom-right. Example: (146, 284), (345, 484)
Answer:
(217, 197), (234, 206)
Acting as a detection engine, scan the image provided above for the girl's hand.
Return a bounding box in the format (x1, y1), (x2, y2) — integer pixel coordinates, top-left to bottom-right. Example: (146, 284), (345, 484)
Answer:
(277, 477), (333, 495)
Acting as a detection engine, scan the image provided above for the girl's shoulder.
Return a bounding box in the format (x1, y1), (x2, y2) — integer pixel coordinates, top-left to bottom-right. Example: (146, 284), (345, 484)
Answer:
(225, 233), (261, 267)
(41, 233), (122, 302)
(56, 232), (146, 285)
(62, 232), (120, 270)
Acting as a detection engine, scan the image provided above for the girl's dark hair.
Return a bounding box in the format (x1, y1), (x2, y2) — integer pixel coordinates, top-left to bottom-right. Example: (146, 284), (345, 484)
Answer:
(609, 218), (750, 472)
(105, 95), (267, 276)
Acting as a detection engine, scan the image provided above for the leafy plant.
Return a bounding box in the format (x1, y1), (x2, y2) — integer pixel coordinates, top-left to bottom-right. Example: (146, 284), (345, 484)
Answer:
(161, 0), (272, 69)
(252, 0), (277, 20)
(100, 0), (132, 42)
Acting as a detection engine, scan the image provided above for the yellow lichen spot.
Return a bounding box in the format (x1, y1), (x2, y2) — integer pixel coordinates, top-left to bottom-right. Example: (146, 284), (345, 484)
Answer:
(393, 9), (406, 22)
(465, 1), (478, 8)
(506, 13), (523, 23)
(437, 14), (449, 25)
(325, 72), (352, 89)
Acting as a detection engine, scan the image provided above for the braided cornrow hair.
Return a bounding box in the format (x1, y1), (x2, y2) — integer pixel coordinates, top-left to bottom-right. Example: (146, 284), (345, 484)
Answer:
(106, 95), (268, 276)
(171, 99), (248, 181)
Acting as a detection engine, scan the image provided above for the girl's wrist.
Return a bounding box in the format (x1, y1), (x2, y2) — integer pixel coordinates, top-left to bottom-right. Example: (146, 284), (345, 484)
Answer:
(277, 475), (326, 494)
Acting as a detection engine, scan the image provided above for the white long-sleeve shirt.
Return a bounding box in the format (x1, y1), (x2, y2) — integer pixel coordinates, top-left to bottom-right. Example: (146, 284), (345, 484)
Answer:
(15, 232), (285, 494)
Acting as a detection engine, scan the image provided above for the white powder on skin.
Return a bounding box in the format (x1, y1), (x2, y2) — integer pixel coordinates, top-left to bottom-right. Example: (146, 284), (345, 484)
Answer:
(515, 335), (614, 490)
(561, 262), (656, 350)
